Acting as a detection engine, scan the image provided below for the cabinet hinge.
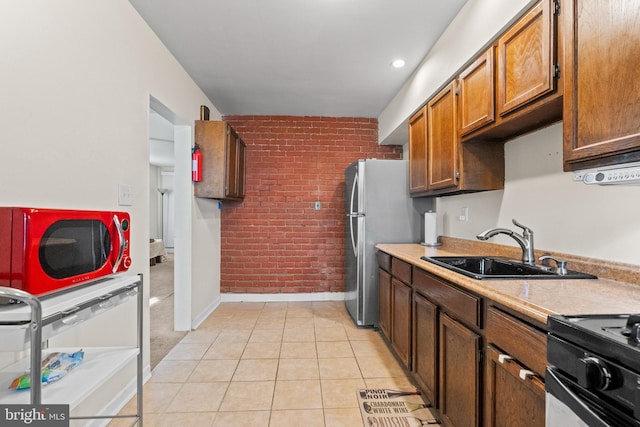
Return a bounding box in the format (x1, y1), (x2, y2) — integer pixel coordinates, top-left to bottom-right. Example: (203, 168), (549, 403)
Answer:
(454, 86), (460, 96)
(455, 170), (460, 180)
(479, 349), (485, 365)
(553, 0), (560, 15)
(553, 63), (561, 79)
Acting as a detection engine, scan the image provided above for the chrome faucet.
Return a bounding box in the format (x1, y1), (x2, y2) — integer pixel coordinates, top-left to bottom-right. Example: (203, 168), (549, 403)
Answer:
(476, 219), (535, 265)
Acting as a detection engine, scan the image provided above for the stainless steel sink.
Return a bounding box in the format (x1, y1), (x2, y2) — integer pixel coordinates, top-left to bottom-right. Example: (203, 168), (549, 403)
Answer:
(420, 256), (597, 280)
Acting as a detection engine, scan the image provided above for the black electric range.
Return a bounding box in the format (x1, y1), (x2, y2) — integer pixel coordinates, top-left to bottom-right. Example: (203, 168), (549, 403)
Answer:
(547, 314), (640, 426)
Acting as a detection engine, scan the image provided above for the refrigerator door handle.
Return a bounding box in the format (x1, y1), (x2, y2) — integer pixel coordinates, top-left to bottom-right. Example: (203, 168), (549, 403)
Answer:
(348, 173), (363, 257)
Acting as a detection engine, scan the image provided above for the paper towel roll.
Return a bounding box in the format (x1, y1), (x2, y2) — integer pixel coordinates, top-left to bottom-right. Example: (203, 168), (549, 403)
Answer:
(423, 211), (440, 246)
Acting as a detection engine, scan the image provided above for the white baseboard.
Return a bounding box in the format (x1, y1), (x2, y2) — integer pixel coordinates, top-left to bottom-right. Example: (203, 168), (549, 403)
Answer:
(191, 294), (221, 329)
(221, 292), (345, 302)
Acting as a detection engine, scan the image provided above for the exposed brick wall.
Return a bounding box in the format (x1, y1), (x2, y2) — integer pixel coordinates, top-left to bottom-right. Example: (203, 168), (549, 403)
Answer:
(220, 116), (402, 294)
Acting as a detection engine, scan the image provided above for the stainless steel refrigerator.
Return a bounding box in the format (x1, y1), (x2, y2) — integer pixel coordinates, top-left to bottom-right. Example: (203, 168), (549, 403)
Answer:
(344, 159), (432, 327)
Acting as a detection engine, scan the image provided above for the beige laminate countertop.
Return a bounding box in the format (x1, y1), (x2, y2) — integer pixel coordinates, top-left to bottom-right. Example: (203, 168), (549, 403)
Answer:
(376, 243), (640, 325)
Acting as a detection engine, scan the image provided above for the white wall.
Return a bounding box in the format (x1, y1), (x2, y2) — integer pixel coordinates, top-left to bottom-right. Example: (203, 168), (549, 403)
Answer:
(437, 124), (640, 265)
(380, 0), (640, 266)
(0, 0), (223, 405)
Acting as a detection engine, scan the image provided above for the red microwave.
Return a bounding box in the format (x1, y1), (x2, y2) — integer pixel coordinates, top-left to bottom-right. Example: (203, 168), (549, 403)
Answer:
(0, 207), (131, 297)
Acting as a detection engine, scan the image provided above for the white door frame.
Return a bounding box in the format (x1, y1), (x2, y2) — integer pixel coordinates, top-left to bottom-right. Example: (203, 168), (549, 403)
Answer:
(149, 96), (192, 331)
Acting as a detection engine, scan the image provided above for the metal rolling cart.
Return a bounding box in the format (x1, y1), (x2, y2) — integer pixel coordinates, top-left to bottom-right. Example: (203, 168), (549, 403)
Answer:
(0, 274), (143, 426)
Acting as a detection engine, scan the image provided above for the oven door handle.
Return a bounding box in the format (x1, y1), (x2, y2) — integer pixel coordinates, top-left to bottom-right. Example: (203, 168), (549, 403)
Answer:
(546, 367), (610, 427)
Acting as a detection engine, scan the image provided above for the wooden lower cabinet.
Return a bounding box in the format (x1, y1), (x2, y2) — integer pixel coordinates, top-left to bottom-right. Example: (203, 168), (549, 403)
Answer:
(412, 292), (438, 406)
(378, 268), (391, 339)
(376, 259), (548, 427)
(485, 345), (545, 427)
(439, 312), (481, 427)
(485, 306), (547, 426)
(391, 277), (412, 367)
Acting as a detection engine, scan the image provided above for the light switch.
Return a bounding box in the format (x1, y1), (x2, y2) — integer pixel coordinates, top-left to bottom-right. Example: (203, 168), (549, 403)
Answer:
(119, 184), (133, 206)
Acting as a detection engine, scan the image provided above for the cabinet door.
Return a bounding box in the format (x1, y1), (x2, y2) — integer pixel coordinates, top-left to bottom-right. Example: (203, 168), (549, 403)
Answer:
(439, 313), (480, 427)
(236, 137), (246, 198)
(497, 0), (555, 116)
(563, 0), (640, 169)
(412, 292), (438, 406)
(391, 277), (412, 367)
(459, 47), (495, 136)
(409, 107), (428, 194)
(485, 346), (545, 427)
(378, 268), (391, 340)
(194, 120), (227, 199)
(225, 128), (239, 198)
(427, 81), (459, 190)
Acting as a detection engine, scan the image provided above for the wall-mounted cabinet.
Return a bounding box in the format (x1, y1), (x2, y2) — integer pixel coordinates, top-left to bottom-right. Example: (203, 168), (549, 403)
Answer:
(427, 81), (459, 192)
(458, 47), (495, 137)
(409, 107), (428, 194)
(497, 0), (556, 117)
(562, 0), (640, 171)
(194, 120), (246, 200)
(409, 82), (505, 198)
(460, 0), (562, 143)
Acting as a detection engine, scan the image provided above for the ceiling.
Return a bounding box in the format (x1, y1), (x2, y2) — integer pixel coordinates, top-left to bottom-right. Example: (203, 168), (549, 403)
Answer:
(130, 0), (467, 118)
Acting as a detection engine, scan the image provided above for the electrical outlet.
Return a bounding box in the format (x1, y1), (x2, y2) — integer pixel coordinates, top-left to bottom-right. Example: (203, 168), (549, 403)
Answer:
(118, 184), (133, 206)
(314, 201), (321, 210)
(458, 207), (469, 222)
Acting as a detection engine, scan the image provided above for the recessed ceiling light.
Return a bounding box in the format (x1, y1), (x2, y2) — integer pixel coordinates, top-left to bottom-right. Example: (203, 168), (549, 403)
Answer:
(392, 59), (406, 68)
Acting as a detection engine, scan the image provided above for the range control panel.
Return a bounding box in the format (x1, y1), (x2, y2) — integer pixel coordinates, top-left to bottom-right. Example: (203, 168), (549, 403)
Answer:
(573, 162), (640, 185)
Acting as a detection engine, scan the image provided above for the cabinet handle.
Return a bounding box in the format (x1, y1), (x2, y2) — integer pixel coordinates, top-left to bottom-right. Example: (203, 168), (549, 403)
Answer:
(519, 369), (535, 380)
(498, 354), (513, 364)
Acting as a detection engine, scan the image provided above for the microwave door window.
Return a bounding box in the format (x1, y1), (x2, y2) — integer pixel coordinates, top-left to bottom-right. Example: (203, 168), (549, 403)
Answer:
(39, 220), (111, 279)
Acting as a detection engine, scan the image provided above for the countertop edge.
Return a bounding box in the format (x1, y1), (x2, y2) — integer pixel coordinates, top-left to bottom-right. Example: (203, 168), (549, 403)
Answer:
(376, 242), (640, 326)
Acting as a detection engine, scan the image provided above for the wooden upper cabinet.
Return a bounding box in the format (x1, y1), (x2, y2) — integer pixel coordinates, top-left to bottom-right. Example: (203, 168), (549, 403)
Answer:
(194, 120), (246, 200)
(563, 0), (640, 170)
(497, 0), (555, 116)
(427, 81), (459, 191)
(408, 79), (504, 198)
(226, 130), (246, 199)
(458, 47), (495, 136)
(409, 107), (428, 194)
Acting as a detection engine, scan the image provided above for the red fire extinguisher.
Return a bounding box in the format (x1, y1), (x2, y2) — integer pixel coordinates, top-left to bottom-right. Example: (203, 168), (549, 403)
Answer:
(192, 144), (202, 182)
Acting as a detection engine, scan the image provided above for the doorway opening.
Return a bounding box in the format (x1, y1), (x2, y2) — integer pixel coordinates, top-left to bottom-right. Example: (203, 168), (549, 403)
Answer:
(148, 96), (192, 368)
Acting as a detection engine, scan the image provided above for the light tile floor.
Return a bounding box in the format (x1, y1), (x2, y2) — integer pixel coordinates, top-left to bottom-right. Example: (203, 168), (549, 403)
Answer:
(110, 301), (417, 427)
